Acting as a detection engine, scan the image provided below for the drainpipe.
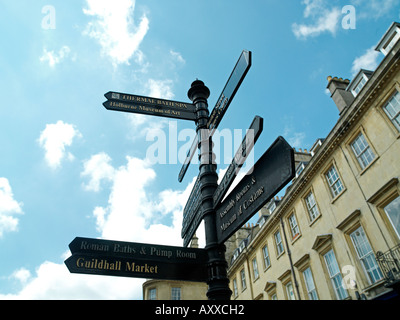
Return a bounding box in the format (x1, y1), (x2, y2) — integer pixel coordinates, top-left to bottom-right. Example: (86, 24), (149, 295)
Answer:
(281, 218), (301, 300)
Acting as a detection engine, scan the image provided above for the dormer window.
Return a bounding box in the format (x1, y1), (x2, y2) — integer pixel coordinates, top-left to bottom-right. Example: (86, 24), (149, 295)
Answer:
(376, 22), (400, 56)
(295, 162), (306, 178)
(258, 215), (269, 226)
(383, 33), (398, 54)
(310, 138), (324, 157)
(349, 70), (373, 97)
(239, 239), (247, 251)
(352, 76), (367, 96)
(268, 202), (276, 214)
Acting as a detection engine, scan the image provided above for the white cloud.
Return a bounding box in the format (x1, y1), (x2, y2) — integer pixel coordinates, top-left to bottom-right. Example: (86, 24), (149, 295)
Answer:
(284, 126), (306, 149)
(169, 50), (186, 66)
(124, 78), (174, 138)
(91, 155), (205, 247)
(81, 153), (115, 192)
(351, 46), (381, 76)
(146, 79), (175, 100)
(292, 0), (341, 39)
(350, 0), (398, 19)
(0, 178), (23, 238)
(0, 261), (143, 300)
(40, 46), (73, 68)
(10, 268), (31, 284)
(38, 121), (82, 170)
(83, 0), (149, 66)
(0, 156), (203, 300)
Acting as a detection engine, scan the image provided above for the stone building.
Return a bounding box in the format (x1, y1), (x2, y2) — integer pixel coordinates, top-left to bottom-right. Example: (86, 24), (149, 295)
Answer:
(226, 22), (400, 301)
(142, 235), (208, 300)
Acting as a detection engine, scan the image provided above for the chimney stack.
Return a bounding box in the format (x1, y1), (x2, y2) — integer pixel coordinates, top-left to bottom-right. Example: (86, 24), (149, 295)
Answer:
(190, 234), (199, 248)
(327, 76), (354, 114)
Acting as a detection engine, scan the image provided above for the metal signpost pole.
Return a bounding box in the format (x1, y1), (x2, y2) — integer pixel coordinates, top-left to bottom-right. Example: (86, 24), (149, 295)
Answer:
(188, 80), (232, 300)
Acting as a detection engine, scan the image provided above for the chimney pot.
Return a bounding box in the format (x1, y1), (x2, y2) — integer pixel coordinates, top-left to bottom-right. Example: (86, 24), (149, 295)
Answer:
(327, 76), (354, 114)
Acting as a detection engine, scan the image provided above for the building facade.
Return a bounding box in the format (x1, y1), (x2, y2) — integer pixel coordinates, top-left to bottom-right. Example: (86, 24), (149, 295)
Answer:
(142, 235), (208, 300)
(227, 22), (400, 301)
(142, 279), (208, 300)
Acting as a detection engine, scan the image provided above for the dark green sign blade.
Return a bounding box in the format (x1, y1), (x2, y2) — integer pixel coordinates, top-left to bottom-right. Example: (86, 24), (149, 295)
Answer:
(103, 100), (196, 121)
(178, 50), (252, 182)
(215, 136), (295, 245)
(213, 115), (263, 208)
(104, 91), (196, 113)
(207, 50), (252, 132)
(65, 253), (208, 282)
(66, 237), (209, 282)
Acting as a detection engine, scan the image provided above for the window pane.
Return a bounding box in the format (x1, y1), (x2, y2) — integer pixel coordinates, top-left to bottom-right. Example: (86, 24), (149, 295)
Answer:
(326, 166), (344, 197)
(324, 250), (339, 276)
(263, 245), (271, 268)
(240, 269), (246, 289)
(171, 288), (181, 300)
(324, 250), (349, 300)
(275, 231), (284, 255)
(384, 196), (400, 239)
(394, 114), (400, 129)
(289, 214), (299, 237)
(149, 288), (156, 300)
(351, 133), (375, 169)
(332, 275), (348, 300)
(384, 91), (400, 132)
(350, 227), (383, 284)
(305, 192), (319, 221)
(252, 258), (259, 279)
(286, 282), (296, 300)
(233, 278), (238, 297)
(303, 267), (319, 300)
(353, 77), (366, 95)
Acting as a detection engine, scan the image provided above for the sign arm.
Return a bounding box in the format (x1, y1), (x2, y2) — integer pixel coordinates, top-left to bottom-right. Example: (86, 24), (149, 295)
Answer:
(178, 50), (252, 182)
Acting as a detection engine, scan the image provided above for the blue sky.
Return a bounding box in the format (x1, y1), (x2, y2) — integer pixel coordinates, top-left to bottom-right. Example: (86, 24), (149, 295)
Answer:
(0, 0), (399, 299)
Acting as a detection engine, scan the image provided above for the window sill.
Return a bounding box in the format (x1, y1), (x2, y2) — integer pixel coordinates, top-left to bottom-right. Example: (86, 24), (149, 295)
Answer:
(291, 233), (302, 244)
(330, 188), (347, 204)
(309, 213), (322, 227)
(263, 265), (271, 273)
(276, 251), (285, 260)
(359, 156), (379, 176)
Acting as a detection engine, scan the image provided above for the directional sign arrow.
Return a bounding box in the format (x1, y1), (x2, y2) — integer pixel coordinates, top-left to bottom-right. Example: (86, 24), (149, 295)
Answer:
(181, 176), (202, 237)
(103, 91), (196, 121)
(215, 137), (295, 245)
(178, 50), (252, 182)
(65, 253), (208, 282)
(213, 115), (263, 209)
(65, 237), (208, 282)
(182, 206), (204, 248)
(207, 50), (252, 132)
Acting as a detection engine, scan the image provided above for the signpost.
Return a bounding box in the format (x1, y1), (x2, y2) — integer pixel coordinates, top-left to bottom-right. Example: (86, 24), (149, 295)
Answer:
(65, 237), (208, 282)
(181, 115), (263, 247)
(215, 137), (295, 245)
(65, 50), (296, 301)
(178, 50), (252, 183)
